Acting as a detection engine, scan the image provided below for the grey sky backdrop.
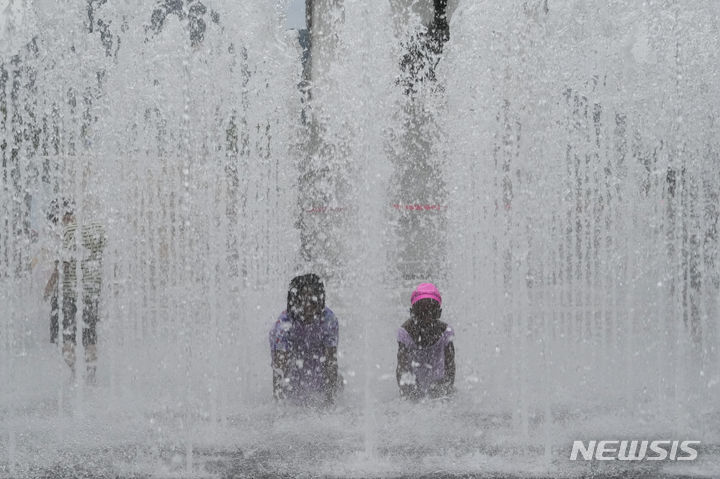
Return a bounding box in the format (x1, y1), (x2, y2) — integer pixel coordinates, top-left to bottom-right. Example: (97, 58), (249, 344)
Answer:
(287, 0), (306, 29)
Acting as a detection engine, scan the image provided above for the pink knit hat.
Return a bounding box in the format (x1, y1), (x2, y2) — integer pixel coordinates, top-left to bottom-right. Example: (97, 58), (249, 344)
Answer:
(410, 283), (442, 306)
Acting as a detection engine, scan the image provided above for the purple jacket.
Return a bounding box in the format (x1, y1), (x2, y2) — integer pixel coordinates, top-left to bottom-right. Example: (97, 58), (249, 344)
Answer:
(397, 324), (454, 395)
(269, 308), (338, 401)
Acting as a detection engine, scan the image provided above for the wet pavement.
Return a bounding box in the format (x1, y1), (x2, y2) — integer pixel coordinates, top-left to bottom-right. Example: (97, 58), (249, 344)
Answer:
(6, 442), (718, 479)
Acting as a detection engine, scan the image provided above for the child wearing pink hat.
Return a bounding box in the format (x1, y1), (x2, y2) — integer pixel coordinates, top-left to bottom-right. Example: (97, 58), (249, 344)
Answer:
(396, 282), (455, 400)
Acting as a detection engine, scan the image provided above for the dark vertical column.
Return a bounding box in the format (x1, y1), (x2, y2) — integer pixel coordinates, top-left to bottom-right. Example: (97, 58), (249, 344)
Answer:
(431, 0), (449, 47)
(305, 0), (314, 43)
(300, 0), (313, 97)
(390, 0), (450, 283)
(295, 0), (349, 280)
(297, 0), (317, 271)
(667, 165), (705, 345)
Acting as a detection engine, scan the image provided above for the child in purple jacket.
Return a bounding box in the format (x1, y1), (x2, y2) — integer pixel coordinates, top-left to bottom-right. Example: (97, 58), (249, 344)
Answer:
(396, 283), (455, 400)
(269, 274), (340, 406)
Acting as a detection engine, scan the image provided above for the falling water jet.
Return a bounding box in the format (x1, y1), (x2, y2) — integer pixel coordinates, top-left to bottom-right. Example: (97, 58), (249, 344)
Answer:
(0, 1), (718, 477)
(7, 428), (17, 476)
(185, 432), (193, 476)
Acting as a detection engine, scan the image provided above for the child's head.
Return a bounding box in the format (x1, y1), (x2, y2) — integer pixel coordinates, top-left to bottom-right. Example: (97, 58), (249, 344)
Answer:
(287, 273), (325, 323)
(410, 283), (442, 322)
(47, 198), (75, 226)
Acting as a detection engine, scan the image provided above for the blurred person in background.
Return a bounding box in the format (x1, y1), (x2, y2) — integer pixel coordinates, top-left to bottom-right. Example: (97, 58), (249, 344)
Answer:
(44, 199), (106, 384)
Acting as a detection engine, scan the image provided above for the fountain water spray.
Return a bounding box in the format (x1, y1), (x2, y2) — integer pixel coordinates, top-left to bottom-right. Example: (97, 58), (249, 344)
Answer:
(0, 1), (718, 477)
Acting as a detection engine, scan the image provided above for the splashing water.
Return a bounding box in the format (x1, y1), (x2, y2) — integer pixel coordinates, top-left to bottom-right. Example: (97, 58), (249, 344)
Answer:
(0, 1), (719, 477)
